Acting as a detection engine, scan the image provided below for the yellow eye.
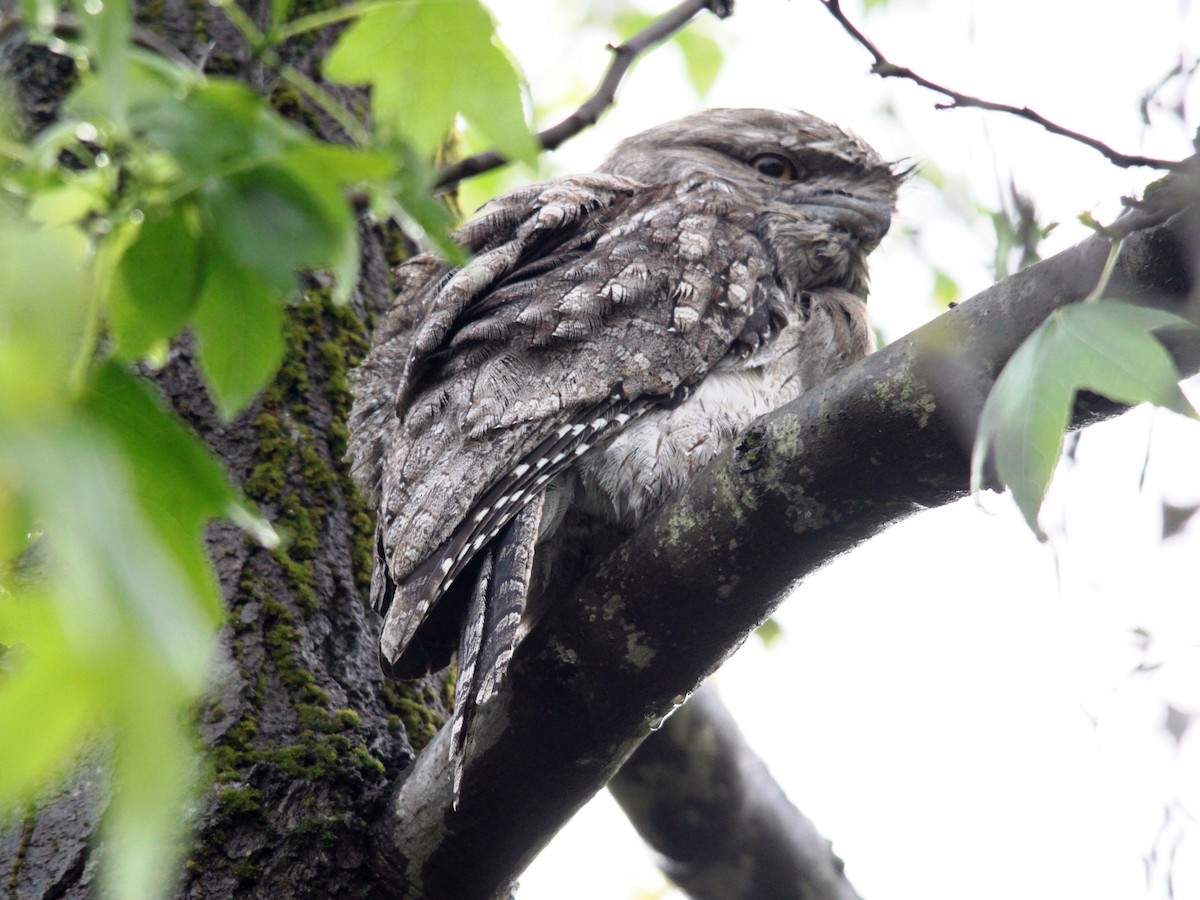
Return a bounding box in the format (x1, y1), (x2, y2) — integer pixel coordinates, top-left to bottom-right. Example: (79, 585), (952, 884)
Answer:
(750, 153), (796, 180)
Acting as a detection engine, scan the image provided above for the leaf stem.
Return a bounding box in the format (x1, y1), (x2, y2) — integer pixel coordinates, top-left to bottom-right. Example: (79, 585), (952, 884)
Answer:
(68, 259), (105, 395)
(212, 0), (369, 147)
(212, 0), (267, 52)
(279, 65), (369, 146)
(0, 138), (33, 165)
(1082, 238), (1123, 304)
(272, 0), (399, 42)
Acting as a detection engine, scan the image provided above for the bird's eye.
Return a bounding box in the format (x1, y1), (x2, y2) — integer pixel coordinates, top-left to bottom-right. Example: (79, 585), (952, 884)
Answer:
(750, 153), (797, 180)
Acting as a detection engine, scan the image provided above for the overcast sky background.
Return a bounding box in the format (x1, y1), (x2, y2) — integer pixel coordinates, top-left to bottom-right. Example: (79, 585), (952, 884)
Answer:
(468, 2), (1200, 897)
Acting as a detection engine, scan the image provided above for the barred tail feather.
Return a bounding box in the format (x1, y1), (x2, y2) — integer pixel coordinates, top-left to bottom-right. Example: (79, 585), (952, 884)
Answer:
(450, 492), (545, 801)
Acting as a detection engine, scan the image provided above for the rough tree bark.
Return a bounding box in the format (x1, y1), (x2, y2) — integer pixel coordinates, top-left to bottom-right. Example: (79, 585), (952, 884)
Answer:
(1, 2), (429, 897)
(2, 3), (1198, 900)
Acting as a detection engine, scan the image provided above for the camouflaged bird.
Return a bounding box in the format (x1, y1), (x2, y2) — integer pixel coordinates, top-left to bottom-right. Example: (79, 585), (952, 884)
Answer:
(348, 108), (901, 785)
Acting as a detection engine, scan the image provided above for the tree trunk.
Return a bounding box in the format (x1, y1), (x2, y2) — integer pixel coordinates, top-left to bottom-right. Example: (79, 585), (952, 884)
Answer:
(1, 2), (440, 897)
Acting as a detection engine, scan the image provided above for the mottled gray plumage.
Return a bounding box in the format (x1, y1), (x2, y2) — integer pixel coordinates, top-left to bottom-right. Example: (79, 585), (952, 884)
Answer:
(348, 108), (900, 781)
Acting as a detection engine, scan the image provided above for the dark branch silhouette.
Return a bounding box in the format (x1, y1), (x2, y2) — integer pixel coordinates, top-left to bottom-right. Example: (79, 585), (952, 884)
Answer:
(434, 0), (735, 188)
(611, 684), (863, 900)
(819, 0), (1187, 171)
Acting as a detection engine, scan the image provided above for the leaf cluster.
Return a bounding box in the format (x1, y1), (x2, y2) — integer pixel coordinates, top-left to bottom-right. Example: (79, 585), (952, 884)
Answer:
(0, 0), (535, 897)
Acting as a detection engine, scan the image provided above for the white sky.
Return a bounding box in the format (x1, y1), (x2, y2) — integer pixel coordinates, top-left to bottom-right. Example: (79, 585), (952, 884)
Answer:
(474, 2), (1200, 898)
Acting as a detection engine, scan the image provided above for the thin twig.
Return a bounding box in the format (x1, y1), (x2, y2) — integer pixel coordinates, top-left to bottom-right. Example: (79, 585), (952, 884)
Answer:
(435, 0), (735, 189)
(819, 0), (1186, 171)
(1138, 56), (1200, 126)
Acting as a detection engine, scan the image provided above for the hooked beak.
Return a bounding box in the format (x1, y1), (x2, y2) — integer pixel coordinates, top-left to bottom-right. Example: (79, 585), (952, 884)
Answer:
(800, 191), (892, 245)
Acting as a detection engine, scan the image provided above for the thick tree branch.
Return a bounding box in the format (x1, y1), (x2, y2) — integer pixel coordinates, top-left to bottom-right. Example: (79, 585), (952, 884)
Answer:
(610, 684), (862, 900)
(434, 0), (734, 189)
(819, 0), (1190, 171)
(376, 203), (1200, 899)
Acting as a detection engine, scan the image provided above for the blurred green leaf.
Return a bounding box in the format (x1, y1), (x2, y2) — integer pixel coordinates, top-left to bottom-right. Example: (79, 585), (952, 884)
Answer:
(286, 141), (393, 186)
(0, 595), (103, 806)
(18, 0), (59, 30)
(674, 28), (724, 99)
(932, 269), (959, 308)
(0, 221), (89, 411)
(71, 0), (131, 125)
(130, 81), (305, 183)
(27, 170), (111, 226)
(108, 205), (203, 357)
(755, 617), (783, 649)
(0, 471), (34, 563)
(277, 146), (373, 301)
(326, 0), (537, 165)
(80, 362), (242, 617)
(64, 48), (195, 129)
(971, 302), (1200, 537)
(199, 164), (337, 294)
(386, 143), (465, 265)
(914, 162), (946, 190)
(191, 252), (285, 419)
(106, 661), (201, 900)
(0, 427), (218, 900)
(4, 428), (219, 673)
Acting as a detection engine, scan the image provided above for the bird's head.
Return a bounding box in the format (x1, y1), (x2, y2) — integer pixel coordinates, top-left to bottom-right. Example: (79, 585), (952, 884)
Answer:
(597, 108), (904, 296)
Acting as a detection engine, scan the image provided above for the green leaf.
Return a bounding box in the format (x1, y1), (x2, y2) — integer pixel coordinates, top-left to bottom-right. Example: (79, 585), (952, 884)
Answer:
(277, 146), (373, 301)
(385, 143), (466, 266)
(285, 142), (394, 186)
(64, 49), (196, 127)
(191, 253), (285, 419)
(0, 427), (217, 900)
(326, 0), (537, 165)
(674, 28), (725, 99)
(0, 470), (35, 563)
(0, 595), (103, 807)
(133, 81), (305, 182)
(27, 170), (110, 226)
(1, 428), (219, 674)
(18, 0), (59, 31)
(0, 220), (89, 410)
(71, 0), (131, 125)
(108, 204), (203, 357)
(1057, 304), (1197, 414)
(199, 164), (341, 294)
(755, 617), (783, 649)
(971, 302), (1200, 537)
(932, 269), (960, 308)
(80, 363), (242, 617)
(105, 660), (201, 900)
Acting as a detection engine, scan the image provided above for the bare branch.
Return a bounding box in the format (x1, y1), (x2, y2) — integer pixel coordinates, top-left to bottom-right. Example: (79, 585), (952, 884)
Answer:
(434, 0), (735, 189)
(612, 684), (863, 900)
(819, 0), (1187, 171)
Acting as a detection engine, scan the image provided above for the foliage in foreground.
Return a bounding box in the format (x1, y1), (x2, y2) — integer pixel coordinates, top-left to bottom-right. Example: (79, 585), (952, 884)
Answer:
(0, 0), (530, 895)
